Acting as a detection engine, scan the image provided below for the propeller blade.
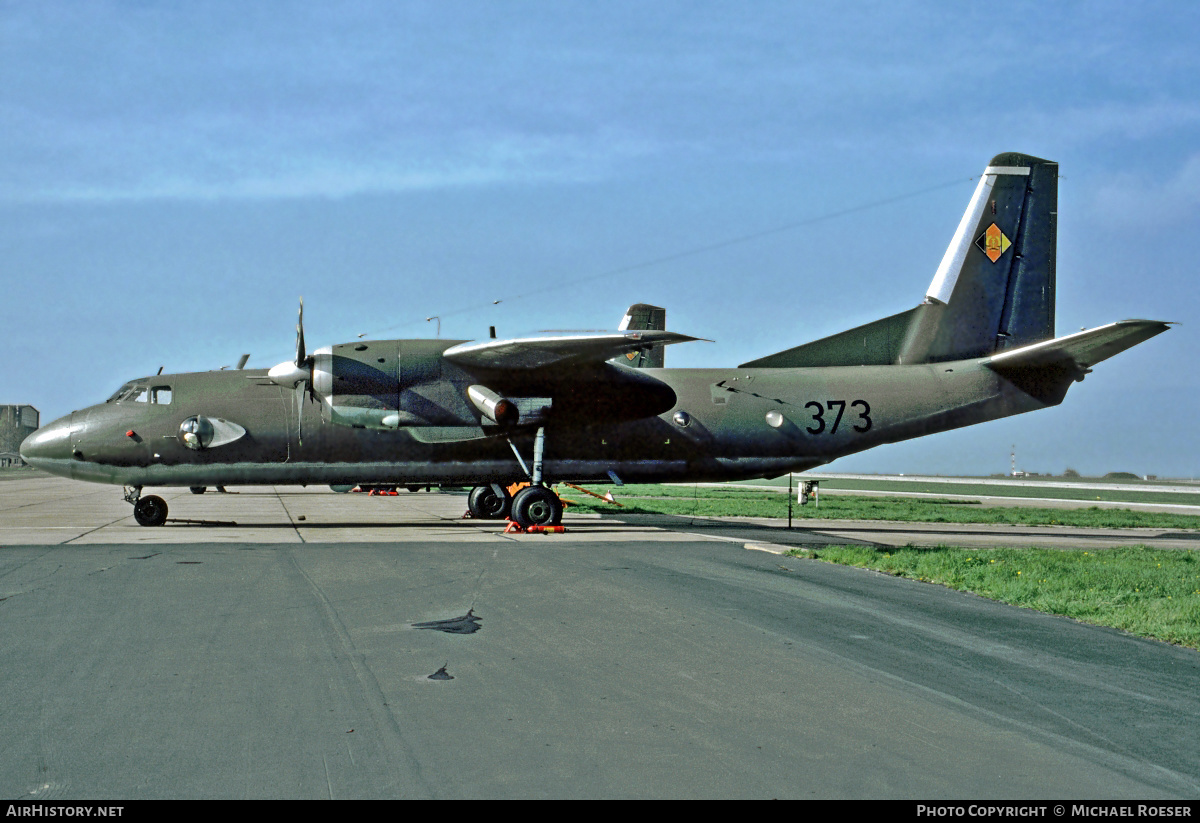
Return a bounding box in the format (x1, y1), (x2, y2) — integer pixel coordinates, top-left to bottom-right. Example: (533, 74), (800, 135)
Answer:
(294, 380), (305, 446)
(295, 297), (306, 367)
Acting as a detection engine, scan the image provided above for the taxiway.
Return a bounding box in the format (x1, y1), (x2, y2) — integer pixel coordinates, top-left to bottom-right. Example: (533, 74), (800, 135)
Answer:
(1, 474), (1198, 799)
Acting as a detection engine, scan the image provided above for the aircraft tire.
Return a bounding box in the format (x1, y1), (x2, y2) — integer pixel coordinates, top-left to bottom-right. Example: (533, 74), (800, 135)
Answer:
(190, 486), (206, 494)
(468, 485), (511, 520)
(511, 486), (563, 528)
(133, 495), (168, 527)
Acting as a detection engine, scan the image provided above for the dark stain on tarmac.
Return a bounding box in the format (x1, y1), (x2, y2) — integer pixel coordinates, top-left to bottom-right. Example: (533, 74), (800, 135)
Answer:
(412, 608), (481, 634)
(428, 665), (454, 681)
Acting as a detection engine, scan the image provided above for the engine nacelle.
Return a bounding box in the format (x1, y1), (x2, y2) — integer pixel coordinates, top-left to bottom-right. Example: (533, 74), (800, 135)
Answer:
(309, 340), (477, 430)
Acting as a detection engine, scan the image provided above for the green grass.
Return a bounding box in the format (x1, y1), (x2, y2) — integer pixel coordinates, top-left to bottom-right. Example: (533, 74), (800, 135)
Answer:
(561, 484), (1200, 530)
(784, 545), (1200, 649)
(738, 477), (1200, 507)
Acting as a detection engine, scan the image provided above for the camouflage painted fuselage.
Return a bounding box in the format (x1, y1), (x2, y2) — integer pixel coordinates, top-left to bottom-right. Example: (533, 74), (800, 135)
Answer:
(26, 339), (1047, 489)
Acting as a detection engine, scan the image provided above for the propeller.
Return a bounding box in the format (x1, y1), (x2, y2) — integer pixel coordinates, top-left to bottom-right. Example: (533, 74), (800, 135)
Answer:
(268, 298), (313, 444)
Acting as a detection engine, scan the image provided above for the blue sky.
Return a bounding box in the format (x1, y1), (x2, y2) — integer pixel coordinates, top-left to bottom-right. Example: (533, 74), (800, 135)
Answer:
(3, 1), (1198, 476)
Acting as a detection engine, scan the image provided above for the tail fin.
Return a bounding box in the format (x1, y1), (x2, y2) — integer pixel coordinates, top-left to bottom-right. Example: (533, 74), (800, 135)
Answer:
(616, 303), (667, 368)
(908, 152), (1058, 363)
(741, 153), (1059, 369)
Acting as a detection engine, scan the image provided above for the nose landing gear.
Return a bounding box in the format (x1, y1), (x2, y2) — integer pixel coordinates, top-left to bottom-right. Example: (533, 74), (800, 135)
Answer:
(125, 485), (168, 527)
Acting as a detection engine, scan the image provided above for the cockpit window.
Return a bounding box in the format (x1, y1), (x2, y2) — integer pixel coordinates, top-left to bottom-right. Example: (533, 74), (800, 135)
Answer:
(107, 382), (135, 402)
(107, 382), (169, 404)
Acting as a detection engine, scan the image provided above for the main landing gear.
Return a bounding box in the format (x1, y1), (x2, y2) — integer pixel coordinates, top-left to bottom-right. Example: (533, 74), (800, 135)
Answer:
(467, 484), (513, 520)
(465, 483), (565, 528)
(125, 486), (168, 527)
(511, 485), (562, 528)
(466, 426), (564, 529)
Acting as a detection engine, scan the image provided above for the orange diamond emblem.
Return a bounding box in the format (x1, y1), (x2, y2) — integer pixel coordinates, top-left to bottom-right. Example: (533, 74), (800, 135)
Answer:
(975, 223), (1012, 263)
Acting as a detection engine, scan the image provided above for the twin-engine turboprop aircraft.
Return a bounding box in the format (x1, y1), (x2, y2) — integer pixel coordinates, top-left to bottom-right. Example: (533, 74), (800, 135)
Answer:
(21, 153), (1171, 527)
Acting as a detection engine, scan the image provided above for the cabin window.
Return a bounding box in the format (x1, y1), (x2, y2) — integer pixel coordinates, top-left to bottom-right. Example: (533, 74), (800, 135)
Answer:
(150, 386), (172, 405)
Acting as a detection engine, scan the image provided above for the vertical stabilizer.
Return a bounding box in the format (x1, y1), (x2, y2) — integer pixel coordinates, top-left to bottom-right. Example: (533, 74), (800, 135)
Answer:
(901, 153), (1058, 363)
(616, 304), (667, 368)
(738, 153), (1061, 371)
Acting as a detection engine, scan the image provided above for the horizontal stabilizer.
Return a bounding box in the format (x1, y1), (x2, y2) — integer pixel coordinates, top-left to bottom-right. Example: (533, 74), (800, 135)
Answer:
(983, 320), (1173, 372)
(443, 331), (704, 371)
(982, 320), (1173, 405)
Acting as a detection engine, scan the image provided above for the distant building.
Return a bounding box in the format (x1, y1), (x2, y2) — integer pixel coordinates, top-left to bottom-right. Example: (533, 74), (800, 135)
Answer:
(0, 405), (39, 467)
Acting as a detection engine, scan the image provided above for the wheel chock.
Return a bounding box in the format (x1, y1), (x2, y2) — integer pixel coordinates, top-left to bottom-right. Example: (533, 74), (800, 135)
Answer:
(503, 519), (567, 534)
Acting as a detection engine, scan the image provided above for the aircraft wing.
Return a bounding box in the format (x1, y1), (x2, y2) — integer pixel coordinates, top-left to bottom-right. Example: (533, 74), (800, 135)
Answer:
(983, 320), (1173, 372)
(442, 331), (703, 371)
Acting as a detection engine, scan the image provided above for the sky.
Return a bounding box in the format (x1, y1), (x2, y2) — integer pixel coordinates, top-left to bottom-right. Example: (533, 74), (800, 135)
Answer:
(3, 1), (1198, 477)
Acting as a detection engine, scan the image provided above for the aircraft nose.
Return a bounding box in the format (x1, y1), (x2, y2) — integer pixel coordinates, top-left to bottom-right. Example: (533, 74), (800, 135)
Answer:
(19, 413), (74, 474)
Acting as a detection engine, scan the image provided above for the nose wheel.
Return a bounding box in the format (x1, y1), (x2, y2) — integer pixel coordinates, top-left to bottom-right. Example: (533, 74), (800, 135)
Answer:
(125, 486), (168, 527)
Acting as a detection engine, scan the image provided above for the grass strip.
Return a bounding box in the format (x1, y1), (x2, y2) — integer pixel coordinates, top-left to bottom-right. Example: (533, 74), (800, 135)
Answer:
(737, 477), (1200, 507)
(561, 485), (1200, 530)
(784, 544), (1200, 649)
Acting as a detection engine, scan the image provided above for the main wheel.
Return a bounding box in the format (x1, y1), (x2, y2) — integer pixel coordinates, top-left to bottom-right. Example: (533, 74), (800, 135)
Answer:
(468, 485), (512, 520)
(133, 495), (168, 527)
(511, 485), (563, 528)
(190, 486), (206, 494)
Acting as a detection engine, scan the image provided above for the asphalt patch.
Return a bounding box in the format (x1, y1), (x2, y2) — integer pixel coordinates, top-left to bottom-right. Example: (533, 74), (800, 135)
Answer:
(412, 608), (481, 634)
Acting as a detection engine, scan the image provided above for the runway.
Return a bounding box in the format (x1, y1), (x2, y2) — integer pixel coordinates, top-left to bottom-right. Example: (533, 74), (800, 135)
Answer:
(2, 474), (1199, 798)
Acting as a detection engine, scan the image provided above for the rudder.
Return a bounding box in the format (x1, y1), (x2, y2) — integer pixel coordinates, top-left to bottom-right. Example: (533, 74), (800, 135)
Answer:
(906, 152), (1058, 363)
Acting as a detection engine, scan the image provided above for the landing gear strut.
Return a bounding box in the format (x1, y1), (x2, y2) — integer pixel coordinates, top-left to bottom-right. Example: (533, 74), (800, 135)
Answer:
(507, 427), (563, 528)
(125, 485), (168, 527)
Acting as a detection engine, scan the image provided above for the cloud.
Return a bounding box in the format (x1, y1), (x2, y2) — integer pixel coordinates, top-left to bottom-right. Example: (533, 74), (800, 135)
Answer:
(5, 2), (1200, 203)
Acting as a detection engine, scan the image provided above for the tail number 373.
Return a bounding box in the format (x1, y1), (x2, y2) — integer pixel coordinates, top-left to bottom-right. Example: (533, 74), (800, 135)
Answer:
(803, 400), (872, 435)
